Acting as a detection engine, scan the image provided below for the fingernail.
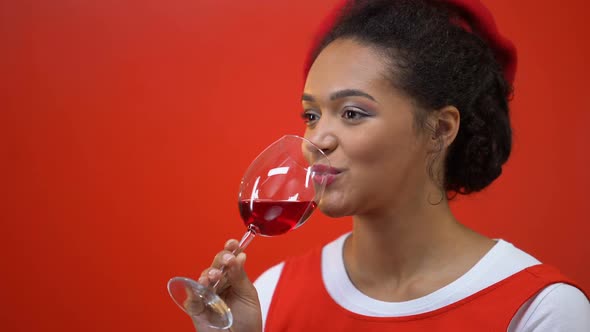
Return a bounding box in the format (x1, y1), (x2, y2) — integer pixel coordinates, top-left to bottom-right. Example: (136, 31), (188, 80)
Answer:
(222, 253), (233, 263)
(198, 276), (207, 284)
(208, 269), (219, 277)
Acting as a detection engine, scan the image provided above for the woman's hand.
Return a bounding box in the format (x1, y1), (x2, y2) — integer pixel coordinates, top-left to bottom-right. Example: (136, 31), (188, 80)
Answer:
(186, 239), (262, 332)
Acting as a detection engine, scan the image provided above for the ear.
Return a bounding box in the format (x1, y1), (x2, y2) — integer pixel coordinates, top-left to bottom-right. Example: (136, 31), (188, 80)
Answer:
(429, 105), (460, 150)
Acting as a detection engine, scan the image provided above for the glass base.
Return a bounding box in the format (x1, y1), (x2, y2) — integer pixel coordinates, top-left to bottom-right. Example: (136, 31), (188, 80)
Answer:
(167, 276), (233, 329)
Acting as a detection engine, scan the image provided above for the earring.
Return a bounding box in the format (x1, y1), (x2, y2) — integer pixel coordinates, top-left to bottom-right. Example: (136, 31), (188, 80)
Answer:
(427, 189), (444, 205)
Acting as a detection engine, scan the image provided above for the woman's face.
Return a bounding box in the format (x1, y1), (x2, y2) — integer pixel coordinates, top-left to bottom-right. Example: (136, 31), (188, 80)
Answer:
(303, 38), (432, 217)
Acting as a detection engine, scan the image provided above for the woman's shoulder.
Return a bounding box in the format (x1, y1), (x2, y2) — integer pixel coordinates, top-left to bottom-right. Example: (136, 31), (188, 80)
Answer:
(253, 232), (348, 290)
(510, 282), (590, 331)
(253, 261), (284, 298)
(253, 260), (284, 327)
(253, 232), (349, 327)
(497, 239), (590, 331)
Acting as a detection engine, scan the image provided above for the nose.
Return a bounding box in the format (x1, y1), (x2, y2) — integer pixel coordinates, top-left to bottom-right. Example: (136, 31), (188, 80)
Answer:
(303, 127), (337, 159)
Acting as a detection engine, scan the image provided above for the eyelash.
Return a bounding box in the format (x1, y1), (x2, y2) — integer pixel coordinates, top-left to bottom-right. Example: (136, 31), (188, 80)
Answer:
(301, 108), (370, 125)
(342, 109), (368, 120)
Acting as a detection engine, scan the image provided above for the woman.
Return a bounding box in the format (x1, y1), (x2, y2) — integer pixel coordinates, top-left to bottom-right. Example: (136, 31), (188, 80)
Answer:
(196, 0), (590, 331)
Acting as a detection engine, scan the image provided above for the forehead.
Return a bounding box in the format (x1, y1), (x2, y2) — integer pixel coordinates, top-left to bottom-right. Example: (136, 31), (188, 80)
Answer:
(305, 38), (390, 93)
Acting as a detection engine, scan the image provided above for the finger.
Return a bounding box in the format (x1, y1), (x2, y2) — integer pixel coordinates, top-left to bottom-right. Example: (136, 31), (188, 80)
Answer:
(224, 252), (256, 295)
(206, 268), (224, 286)
(211, 252), (237, 292)
(224, 239), (240, 252)
(196, 274), (210, 287)
(211, 250), (229, 269)
(199, 253), (237, 295)
(209, 239), (240, 270)
(198, 267), (222, 284)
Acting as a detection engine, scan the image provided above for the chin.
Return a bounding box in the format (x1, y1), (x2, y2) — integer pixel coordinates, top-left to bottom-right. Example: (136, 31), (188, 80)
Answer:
(318, 197), (351, 218)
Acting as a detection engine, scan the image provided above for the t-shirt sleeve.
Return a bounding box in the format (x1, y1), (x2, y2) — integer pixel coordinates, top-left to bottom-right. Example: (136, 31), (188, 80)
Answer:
(253, 262), (284, 331)
(509, 283), (590, 331)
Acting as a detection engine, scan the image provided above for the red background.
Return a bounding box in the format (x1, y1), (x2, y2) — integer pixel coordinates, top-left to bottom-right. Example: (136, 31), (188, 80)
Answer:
(2, 0), (589, 331)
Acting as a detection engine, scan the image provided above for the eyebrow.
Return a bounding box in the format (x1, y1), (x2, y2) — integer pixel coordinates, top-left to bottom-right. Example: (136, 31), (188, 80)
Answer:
(302, 89), (378, 103)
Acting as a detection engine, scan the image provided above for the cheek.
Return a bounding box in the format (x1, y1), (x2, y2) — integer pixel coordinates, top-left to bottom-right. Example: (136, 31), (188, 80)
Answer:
(348, 125), (411, 164)
(348, 125), (426, 188)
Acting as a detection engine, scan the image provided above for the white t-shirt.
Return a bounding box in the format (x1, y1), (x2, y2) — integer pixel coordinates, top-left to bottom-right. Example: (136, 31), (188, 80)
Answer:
(254, 233), (590, 331)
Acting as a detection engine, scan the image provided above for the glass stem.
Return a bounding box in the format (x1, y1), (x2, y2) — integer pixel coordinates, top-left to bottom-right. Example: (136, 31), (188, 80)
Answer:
(211, 227), (257, 292)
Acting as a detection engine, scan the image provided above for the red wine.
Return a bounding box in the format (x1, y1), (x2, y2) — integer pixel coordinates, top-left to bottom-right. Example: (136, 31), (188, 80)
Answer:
(239, 200), (317, 236)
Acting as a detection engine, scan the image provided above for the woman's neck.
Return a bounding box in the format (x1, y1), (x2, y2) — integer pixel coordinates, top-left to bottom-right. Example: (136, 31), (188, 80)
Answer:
(343, 197), (494, 302)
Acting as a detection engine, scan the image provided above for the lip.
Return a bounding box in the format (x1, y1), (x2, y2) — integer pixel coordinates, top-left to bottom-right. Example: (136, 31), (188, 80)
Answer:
(310, 164), (342, 186)
(310, 164), (342, 175)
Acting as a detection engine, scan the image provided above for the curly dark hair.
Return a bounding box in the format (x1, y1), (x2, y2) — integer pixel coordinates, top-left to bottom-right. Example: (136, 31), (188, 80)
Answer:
(310, 0), (513, 195)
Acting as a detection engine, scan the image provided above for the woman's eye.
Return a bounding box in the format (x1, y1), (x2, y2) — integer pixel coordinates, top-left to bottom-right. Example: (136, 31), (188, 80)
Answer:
(301, 111), (320, 124)
(342, 109), (368, 120)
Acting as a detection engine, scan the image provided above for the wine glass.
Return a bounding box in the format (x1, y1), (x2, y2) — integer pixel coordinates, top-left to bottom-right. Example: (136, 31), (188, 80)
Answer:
(167, 135), (330, 329)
